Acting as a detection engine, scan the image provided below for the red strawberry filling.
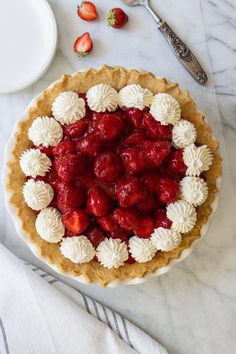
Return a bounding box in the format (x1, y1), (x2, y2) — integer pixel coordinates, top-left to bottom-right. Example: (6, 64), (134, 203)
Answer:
(37, 101), (188, 260)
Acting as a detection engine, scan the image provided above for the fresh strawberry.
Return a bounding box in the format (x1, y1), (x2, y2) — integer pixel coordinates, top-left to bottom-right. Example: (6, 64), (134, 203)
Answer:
(107, 8), (128, 29)
(77, 1), (98, 21)
(74, 32), (93, 57)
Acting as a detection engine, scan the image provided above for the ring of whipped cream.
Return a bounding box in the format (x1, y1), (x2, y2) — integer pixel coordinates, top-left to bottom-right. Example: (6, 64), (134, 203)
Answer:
(19, 84), (213, 269)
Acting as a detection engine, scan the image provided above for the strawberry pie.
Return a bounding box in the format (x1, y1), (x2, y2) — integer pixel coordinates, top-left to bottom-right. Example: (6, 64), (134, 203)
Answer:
(6, 66), (222, 286)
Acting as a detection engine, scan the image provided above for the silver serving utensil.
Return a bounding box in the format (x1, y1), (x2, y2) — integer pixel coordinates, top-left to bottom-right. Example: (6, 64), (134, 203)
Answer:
(122, 0), (208, 85)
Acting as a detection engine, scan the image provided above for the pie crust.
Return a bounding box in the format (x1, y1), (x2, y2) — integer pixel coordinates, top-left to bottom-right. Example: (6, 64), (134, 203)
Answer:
(6, 65), (222, 287)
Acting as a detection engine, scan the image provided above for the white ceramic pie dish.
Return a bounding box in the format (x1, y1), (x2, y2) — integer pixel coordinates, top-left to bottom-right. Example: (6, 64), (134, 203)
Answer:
(2, 74), (222, 287)
(0, 0), (57, 93)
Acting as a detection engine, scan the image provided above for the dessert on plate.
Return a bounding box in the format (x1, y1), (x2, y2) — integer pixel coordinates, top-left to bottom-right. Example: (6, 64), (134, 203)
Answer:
(6, 66), (222, 286)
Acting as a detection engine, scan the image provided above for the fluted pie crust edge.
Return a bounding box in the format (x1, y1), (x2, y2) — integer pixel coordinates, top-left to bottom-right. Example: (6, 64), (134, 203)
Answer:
(6, 65), (222, 287)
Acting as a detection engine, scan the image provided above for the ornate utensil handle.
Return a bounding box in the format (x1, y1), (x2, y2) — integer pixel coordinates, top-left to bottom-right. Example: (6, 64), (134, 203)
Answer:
(159, 22), (208, 85)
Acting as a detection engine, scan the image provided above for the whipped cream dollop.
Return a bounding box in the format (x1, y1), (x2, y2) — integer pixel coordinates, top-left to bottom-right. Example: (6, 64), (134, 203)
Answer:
(183, 144), (213, 177)
(151, 227), (182, 252)
(129, 236), (156, 263)
(180, 176), (208, 206)
(172, 119), (197, 148)
(96, 238), (128, 269)
(86, 84), (119, 112)
(28, 116), (63, 147)
(35, 207), (65, 243)
(22, 180), (54, 211)
(167, 200), (197, 233)
(20, 148), (51, 178)
(52, 91), (86, 125)
(119, 84), (153, 109)
(60, 236), (95, 264)
(150, 93), (181, 125)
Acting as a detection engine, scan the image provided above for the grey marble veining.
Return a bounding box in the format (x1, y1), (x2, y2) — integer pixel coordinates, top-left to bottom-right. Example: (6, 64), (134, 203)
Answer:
(0, 1), (236, 354)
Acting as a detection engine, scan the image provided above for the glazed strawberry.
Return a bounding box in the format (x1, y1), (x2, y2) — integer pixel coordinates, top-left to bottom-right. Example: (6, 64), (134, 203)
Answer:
(137, 194), (157, 213)
(62, 209), (89, 233)
(143, 140), (171, 168)
(167, 149), (187, 174)
(123, 131), (146, 146)
(157, 177), (180, 204)
(134, 216), (154, 238)
(94, 151), (123, 182)
(47, 170), (59, 188)
(107, 8), (128, 29)
(114, 109), (127, 122)
(57, 183), (85, 213)
(153, 209), (172, 229)
(79, 93), (90, 115)
(142, 171), (160, 193)
(97, 114), (124, 141)
(143, 113), (172, 140)
(87, 227), (105, 247)
(56, 153), (85, 182)
(97, 215), (118, 232)
(110, 229), (129, 244)
(98, 183), (117, 200)
(74, 32), (93, 57)
(126, 108), (144, 129)
(37, 145), (53, 157)
(86, 186), (112, 217)
(64, 119), (88, 138)
(126, 253), (135, 264)
(117, 177), (146, 207)
(77, 1), (98, 21)
(76, 133), (103, 157)
(32, 176), (48, 183)
(113, 208), (139, 231)
(52, 140), (75, 156)
(120, 147), (145, 174)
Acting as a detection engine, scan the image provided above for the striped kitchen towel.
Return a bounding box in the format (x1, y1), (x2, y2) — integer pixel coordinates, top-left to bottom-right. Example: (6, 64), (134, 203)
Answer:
(0, 243), (167, 354)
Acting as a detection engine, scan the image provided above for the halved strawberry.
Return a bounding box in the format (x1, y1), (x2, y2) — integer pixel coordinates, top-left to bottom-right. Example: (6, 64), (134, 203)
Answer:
(77, 1), (98, 21)
(74, 32), (93, 57)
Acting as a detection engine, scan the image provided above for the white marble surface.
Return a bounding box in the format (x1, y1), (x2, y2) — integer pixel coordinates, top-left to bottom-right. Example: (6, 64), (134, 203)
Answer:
(0, 1), (236, 353)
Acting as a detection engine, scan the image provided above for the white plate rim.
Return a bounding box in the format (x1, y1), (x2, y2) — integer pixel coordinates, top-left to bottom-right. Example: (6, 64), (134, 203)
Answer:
(2, 70), (222, 287)
(0, 0), (57, 94)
